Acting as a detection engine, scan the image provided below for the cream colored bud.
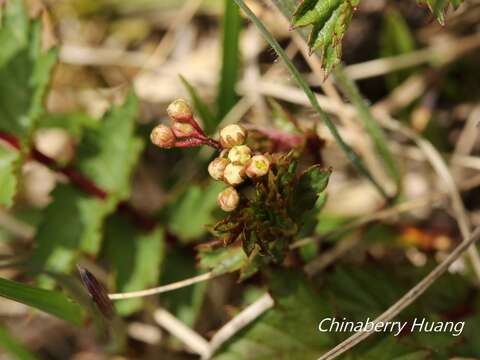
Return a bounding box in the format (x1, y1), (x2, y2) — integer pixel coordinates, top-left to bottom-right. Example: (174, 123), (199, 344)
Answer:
(217, 187), (239, 212)
(245, 155), (270, 178)
(223, 163), (245, 186)
(151, 124), (176, 148)
(167, 99), (193, 122)
(219, 124), (246, 148)
(208, 157), (229, 181)
(172, 122), (195, 137)
(228, 145), (252, 165)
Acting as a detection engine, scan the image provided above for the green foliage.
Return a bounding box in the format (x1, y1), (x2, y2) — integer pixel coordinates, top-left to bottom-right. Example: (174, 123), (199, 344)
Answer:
(0, 0), (57, 207)
(417, 0), (464, 25)
(291, 0), (359, 73)
(0, 277), (84, 325)
(217, 0), (241, 120)
(168, 182), (225, 243)
(0, 326), (39, 360)
(104, 214), (164, 316)
(31, 94), (143, 282)
(198, 246), (247, 275)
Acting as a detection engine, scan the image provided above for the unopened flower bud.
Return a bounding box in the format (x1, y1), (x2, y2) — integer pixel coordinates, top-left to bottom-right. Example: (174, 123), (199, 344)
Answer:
(208, 157), (229, 181)
(228, 145), (252, 165)
(151, 124), (176, 148)
(219, 124), (246, 148)
(172, 122), (196, 137)
(223, 163), (245, 186)
(245, 155), (270, 178)
(167, 99), (193, 122)
(217, 187), (239, 212)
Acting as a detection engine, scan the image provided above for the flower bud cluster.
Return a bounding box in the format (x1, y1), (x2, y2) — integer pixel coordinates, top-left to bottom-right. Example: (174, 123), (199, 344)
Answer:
(211, 125), (271, 212)
(151, 99), (221, 150)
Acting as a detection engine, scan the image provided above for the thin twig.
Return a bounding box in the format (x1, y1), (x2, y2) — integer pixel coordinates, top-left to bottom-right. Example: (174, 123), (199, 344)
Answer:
(153, 308), (210, 357)
(203, 293), (274, 359)
(108, 272), (216, 300)
(318, 226), (480, 360)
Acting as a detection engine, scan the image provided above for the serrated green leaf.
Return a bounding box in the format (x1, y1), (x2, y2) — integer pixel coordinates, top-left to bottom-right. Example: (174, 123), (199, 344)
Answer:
(289, 165), (331, 221)
(31, 94), (143, 282)
(214, 270), (335, 359)
(292, 0), (359, 73)
(0, 277), (84, 325)
(104, 214), (164, 316)
(168, 182), (225, 243)
(417, 0), (464, 25)
(198, 246), (247, 275)
(0, 325), (39, 360)
(0, 0), (57, 207)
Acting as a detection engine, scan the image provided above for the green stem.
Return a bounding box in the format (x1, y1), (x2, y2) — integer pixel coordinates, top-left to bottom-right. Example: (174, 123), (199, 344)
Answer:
(232, 0), (390, 200)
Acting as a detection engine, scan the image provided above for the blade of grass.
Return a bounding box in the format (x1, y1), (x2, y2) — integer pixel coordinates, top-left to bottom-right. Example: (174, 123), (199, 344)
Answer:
(180, 75), (217, 135)
(217, 0), (241, 121)
(232, 0), (390, 200)
(0, 277), (84, 325)
(334, 64), (402, 194)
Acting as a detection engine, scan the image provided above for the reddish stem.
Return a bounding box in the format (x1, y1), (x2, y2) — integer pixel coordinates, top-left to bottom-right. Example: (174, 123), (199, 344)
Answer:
(0, 131), (156, 232)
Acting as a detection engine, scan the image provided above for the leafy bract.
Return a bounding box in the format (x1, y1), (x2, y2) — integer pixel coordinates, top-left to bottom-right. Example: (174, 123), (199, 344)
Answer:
(104, 214), (164, 316)
(0, 0), (57, 207)
(291, 0), (359, 73)
(0, 277), (84, 325)
(417, 0), (464, 25)
(31, 94), (143, 283)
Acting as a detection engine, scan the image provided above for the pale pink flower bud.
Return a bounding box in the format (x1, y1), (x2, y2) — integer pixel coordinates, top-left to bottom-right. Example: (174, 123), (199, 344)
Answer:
(172, 122), (196, 137)
(217, 187), (239, 212)
(219, 124), (246, 148)
(245, 155), (270, 178)
(151, 124), (176, 149)
(208, 157), (229, 181)
(223, 163), (245, 186)
(167, 99), (193, 122)
(227, 145), (252, 165)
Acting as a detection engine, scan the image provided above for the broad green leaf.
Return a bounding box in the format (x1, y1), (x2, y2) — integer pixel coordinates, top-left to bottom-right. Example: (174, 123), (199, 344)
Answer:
(334, 65), (401, 193)
(217, 0), (241, 120)
(0, 326), (39, 360)
(0, 144), (19, 208)
(0, 277), (84, 325)
(31, 94), (143, 283)
(214, 270), (335, 359)
(168, 182), (225, 243)
(180, 75), (217, 135)
(417, 0), (464, 25)
(292, 0), (359, 73)
(289, 165), (331, 221)
(0, 0), (57, 207)
(105, 214), (164, 316)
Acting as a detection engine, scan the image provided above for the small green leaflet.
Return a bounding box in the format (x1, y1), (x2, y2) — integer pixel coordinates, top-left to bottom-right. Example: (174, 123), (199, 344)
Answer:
(417, 0), (464, 25)
(291, 0), (360, 73)
(0, 145), (19, 208)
